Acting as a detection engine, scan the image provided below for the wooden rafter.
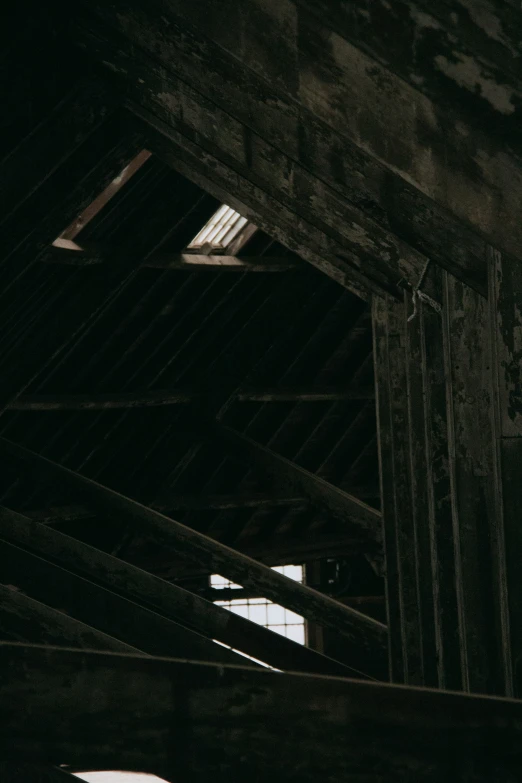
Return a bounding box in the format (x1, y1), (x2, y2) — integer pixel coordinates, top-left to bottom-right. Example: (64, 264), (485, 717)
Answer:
(67, 1), (513, 297)
(0, 439), (387, 677)
(9, 385), (375, 411)
(0, 505), (368, 679)
(213, 423), (382, 545)
(42, 245), (301, 271)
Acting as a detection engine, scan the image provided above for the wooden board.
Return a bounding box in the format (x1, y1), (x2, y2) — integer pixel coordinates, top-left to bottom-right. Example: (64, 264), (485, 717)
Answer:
(2, 644), (522, 781)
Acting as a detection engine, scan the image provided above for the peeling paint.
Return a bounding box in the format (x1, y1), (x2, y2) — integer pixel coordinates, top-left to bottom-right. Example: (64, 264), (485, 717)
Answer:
(434, 53), (516, 115)
(456, 0), (516, 55)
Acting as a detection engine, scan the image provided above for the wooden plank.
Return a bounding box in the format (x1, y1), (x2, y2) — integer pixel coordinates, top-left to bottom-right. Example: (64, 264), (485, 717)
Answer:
(9, 385), (374, 411)
(372, 294), (422, 685)
(0, 539), (247, 667)
(2, 644), (522, 781)
(0, 115), (144, 303)
(42, 246), (301, 271)
(292, 0), (522, 158)
(0, 444), (388, 678)
(71, 16), (434, 299)
(9, 389), (200, 411)
(0, 159), (196, 417)
(404, 291), (438, 689)
(0, 506), (370, 679)
(236, 387), (375, 402)
(442, 270), (505, 695)
(419, 266), (461, 692)
(70, 4), (497, 295)
(488, 246), (522, 697)
(214, 423), (382, 545)
(0, 585), (136, 654)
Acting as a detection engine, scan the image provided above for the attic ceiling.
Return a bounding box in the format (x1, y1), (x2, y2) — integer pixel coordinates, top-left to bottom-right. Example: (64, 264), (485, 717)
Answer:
(2, 1), (522, 778)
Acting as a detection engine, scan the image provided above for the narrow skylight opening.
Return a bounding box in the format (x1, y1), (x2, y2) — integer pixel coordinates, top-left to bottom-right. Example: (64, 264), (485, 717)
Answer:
(187, 204), (250, 253)
(52, 149), (152, 250)
(74, 773), (167, 782)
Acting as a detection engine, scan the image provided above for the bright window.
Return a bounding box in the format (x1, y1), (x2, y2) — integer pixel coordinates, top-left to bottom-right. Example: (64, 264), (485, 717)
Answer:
(187, 204), (248, 251)
(74, 774), (166, 782)
(211, 565), (305, 645)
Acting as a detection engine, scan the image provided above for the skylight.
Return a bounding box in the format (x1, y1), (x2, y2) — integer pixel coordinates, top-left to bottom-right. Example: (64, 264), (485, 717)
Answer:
(211, 565), (305, 645)
(74, 773), (166, 782)
(53, 150), (151, 250)
(187, 204), (249, 252)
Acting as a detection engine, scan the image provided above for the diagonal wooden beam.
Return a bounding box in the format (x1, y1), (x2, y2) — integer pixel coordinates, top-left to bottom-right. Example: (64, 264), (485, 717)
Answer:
(9, 385), (375, 411)
(68, 3), (500, 297)
(0, 441), (388, 678)
(2, 644), (522, 781)
(42, 246), (301, 271)
(0, 584), (136, 654)
(0, 537), (247, 668)
(0, 505), (372, 679)
(212, 423), (382, 545)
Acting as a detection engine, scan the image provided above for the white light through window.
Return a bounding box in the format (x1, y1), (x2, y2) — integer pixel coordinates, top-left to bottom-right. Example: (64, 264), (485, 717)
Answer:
(74, 774), (166, 783)
(188, 205), (248, 251)
(211, 565), (305, 645)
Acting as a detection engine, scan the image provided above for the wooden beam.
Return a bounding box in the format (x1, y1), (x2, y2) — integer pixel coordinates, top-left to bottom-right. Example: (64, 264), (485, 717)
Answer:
(119, 0), (521, 274)
(213, 423), (382, 546)
(0, 442), (387, 678)
(42, 246), (300, 271)
(0, 585), (136, 654)
(70, 15), (435, 300)
(236, 387), (375, 402)
(69, 4), (498, 296)
(0, 157), (206, 418)
(2, 644), (522, 781)
(0, 506), (370, 679)
(0, 538), (247, 667)
(8, 385), (374, 411)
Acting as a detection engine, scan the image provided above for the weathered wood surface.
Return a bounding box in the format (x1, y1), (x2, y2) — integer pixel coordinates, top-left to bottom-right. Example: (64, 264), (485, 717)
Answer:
(0, 538), (245, 667)
(0, 505), (370, 679)
(2, 644), (522, 781)
(442, 270), (504, 695)
(0, 585), (136, 654)
(0, 441), (387, 677)
(420, 266), (462, 692)
(373, 294), (422, 686)
(71, 12), (434, 299)
(70, 1), (517, 295)
(43, 247), (301, 271)
(488, 246), (522, 697)
(0, 155), (204, 418)
(9, 385), (375, 411)
(214, 423), (382, 545)
(0, 114), (143, 304)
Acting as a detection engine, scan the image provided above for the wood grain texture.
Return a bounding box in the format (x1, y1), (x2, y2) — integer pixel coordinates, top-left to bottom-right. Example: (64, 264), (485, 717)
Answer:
(0, 504), (379, 680)
(2, 644), (522, 781)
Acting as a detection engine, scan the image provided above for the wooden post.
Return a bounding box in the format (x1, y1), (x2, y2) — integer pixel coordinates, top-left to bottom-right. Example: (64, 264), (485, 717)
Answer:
(373, 293), (423, 686)
(487, 246), (522, 697)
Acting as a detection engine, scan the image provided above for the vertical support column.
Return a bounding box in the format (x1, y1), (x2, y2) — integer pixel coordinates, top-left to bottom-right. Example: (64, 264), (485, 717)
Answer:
(373, 293), (423, 685)
(375, 261), (515, 696)
(420, 266), (461, 692)
(488, 246), (522, 697)
(443, 269), (506, 695)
